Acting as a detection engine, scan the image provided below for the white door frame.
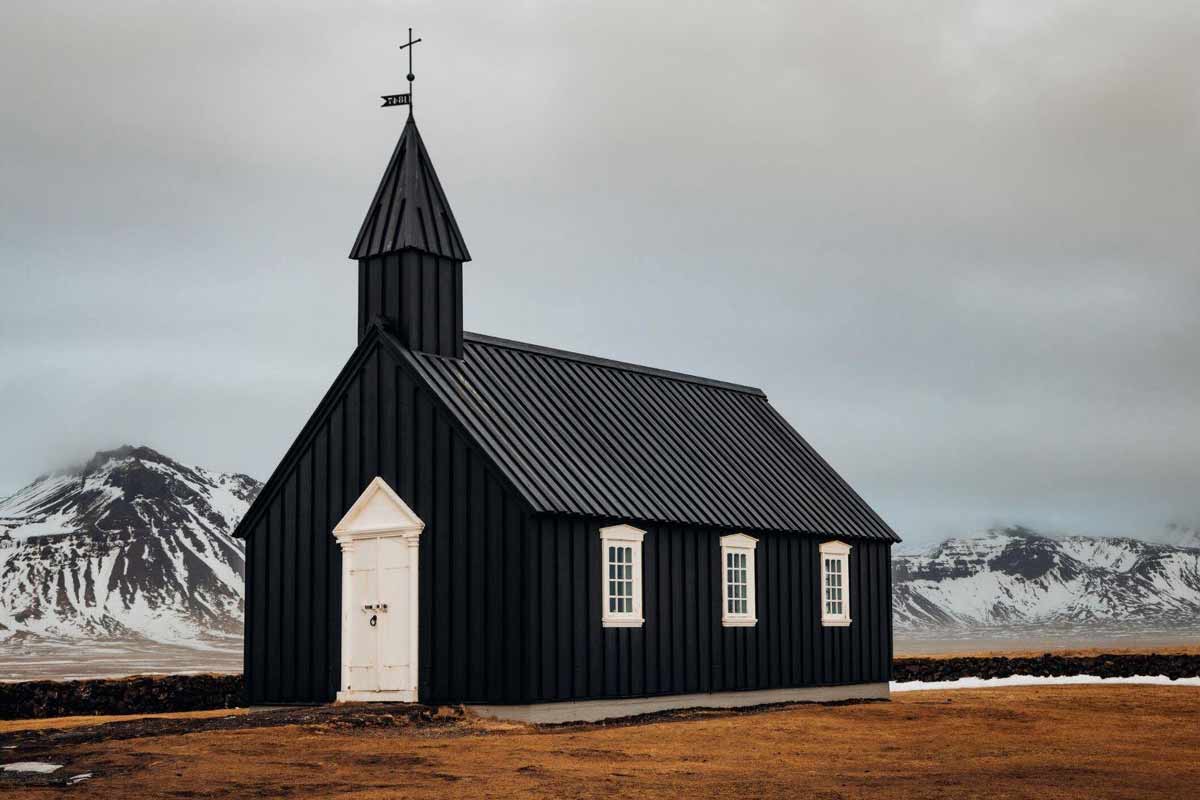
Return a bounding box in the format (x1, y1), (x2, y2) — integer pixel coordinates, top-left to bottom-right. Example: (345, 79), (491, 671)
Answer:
(332, 476), (424, 703)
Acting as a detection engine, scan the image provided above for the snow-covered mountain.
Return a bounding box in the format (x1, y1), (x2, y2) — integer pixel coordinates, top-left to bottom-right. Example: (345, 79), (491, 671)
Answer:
(4, 446), (1196, 646)
(893, 526), (1200, 629)
(0, 446), (259, 647)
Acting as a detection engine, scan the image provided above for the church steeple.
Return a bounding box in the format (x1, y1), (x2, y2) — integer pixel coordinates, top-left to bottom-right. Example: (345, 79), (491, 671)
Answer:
(350, 114), (470, 356)
(350, 115), (470, 263)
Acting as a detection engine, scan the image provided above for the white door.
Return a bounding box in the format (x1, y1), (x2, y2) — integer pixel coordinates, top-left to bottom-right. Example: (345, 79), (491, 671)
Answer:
(342, 534), (416, 698)
(377, 537), (411, 691)
(334, 476), (424, 703)
(347, 537), (380, 691)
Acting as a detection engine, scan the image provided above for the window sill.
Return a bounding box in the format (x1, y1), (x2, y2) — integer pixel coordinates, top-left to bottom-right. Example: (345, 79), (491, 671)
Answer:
(821, 618), (852, 627)
(602, 617), (644, 628)
(722, 618), (758, 628)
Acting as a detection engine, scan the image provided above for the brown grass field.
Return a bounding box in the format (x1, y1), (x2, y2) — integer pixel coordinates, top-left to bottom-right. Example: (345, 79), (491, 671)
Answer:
(3, 684), (1199, 799)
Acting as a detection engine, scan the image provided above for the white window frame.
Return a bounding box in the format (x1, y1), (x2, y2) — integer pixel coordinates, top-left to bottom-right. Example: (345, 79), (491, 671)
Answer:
(820, 540), (852, 627)
(720, 533), (758, 627)
(600, 524), (645, 628)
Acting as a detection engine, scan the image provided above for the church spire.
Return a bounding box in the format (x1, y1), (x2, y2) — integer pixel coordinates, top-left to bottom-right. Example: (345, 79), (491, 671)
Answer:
(349, 115), (470, 262)
(350, 34), (469, 357)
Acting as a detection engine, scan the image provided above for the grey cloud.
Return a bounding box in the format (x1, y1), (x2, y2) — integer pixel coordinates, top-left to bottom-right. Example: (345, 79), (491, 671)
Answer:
(2, 1), (1197, 551)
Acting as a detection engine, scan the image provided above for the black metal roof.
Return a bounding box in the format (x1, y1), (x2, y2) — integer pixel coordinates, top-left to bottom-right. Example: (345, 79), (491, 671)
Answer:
(393, 330), (900, 542)
(349, 115), (471, 262)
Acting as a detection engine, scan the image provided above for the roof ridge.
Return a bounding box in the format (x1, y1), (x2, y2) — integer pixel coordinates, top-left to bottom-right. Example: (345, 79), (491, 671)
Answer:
(460, 331), (766, 397)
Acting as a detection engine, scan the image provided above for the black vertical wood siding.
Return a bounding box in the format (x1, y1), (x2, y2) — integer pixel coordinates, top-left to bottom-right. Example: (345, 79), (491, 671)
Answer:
(356, 252), (463, 357)
(514, 518), (892, 704)
(244, 340), (894, 706)
(244, 341), (528, 705)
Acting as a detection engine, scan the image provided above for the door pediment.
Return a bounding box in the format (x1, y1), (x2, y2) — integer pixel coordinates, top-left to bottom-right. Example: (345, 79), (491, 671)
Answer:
(333, 477), (425, 542)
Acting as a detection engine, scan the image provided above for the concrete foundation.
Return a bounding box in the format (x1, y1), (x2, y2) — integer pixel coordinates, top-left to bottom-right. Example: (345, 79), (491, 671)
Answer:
(468, 682), (890, 724)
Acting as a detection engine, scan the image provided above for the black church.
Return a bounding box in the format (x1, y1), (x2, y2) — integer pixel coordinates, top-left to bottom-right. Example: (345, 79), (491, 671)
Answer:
(235, 75), (899, 721)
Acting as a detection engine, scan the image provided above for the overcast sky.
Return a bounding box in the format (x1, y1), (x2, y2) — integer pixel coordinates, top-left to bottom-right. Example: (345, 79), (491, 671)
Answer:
(2, 1), (1197, 551)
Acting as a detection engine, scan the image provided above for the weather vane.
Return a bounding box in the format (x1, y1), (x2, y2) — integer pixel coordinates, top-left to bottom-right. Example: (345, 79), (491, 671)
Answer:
(381, 27), (421, 111)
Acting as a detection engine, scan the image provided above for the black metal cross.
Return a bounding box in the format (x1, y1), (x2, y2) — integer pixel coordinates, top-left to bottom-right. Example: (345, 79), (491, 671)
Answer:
(381, 28), (422, 110)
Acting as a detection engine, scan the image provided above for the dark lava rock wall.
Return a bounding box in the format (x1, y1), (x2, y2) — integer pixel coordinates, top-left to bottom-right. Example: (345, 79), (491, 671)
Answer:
(3, 655), (1199, 720)
(0, 673), (245, 720)
(893, 653), (1200, 683)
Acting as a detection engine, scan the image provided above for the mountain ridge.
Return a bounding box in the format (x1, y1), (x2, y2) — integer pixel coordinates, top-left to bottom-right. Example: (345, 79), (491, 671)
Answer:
(3, 449), (1196, 648)
(893, 525), (1200, 629)
(0, 445), (260, 646)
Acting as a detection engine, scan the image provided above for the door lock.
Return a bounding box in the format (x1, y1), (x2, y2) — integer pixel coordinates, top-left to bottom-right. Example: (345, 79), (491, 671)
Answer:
(369, 614), (377, 627)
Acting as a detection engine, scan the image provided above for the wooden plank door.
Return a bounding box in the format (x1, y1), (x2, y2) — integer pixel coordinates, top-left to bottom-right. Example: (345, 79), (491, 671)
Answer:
(377, 537), (413, 692)
(346, 537), (380, 691)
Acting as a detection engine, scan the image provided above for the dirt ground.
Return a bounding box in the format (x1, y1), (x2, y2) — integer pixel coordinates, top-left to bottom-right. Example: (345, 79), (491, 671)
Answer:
(2, 684), (1198, 799)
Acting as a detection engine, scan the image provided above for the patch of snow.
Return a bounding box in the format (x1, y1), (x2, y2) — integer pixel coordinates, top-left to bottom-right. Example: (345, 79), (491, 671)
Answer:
(3, 762), (63, 774)
(2, 510), (80, 541)
(890, 674), (1200, 692)
(1057, 537), (1143, 572)
(68, 773), (93, 784)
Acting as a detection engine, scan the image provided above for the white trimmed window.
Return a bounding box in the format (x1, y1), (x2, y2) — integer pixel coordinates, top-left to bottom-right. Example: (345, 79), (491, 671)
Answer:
(820, 540), (852, 626)
(600, 524), (644, 627)
(720, 533), (758, 627)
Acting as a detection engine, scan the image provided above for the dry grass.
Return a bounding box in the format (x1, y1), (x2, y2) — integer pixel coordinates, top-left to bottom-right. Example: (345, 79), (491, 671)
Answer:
(3, 684), (1198, 799)
(0, 707), (251, 736)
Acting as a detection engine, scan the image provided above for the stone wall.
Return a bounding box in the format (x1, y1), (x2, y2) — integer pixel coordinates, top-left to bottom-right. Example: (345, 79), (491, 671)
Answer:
(4, 654), (1199, 720)
(0, 674), (245, 720)
(893, 653), (1200, 683)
